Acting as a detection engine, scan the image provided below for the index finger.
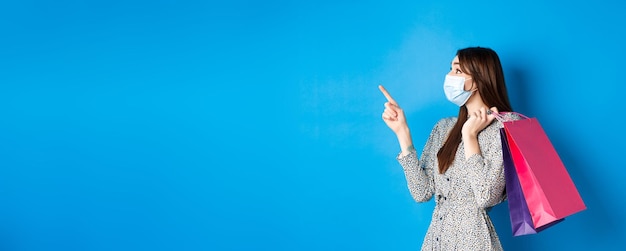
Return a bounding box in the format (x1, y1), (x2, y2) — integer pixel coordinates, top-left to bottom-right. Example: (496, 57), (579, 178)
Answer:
(378, 85), (397, 105)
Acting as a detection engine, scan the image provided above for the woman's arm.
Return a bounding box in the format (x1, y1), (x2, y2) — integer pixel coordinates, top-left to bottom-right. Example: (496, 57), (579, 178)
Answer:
(461, 107), (506, 208)
(379, 85), (438, 203)
(460, 144), (506, 208)
(397, 119), (448, 202)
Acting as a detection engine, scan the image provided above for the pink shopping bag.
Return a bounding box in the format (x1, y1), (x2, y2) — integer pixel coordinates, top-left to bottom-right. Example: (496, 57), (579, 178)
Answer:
(497, 112), (586, 229)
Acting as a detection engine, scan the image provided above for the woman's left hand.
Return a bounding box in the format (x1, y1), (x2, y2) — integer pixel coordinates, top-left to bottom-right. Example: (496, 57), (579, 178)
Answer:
(462, 107), (499, 138)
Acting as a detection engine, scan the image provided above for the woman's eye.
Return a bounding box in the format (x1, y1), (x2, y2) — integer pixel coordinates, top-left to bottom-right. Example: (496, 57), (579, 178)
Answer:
(455, 69), (462, 74)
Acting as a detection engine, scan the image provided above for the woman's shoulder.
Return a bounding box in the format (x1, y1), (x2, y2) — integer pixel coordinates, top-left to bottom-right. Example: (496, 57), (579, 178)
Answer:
(433, 116), (457, 132)
(498, 111), (524, 121)
(491, 111), (524, 129)
(427, 117), (456, 139)
(493, 112), (525, 126)
(435, 116), (457, 127)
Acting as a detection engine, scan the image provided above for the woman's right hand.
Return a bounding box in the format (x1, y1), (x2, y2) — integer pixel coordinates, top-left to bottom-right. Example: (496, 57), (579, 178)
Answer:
(379, 85), (409, 135)
(379, 85), (414, 156)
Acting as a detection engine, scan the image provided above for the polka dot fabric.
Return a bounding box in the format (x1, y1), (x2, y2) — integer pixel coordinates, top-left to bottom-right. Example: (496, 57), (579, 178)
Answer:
(397, 113), (520, 250)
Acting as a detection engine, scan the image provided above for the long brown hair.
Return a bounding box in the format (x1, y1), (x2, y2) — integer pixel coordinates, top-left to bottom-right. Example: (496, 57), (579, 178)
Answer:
(436, 47), (513, 174)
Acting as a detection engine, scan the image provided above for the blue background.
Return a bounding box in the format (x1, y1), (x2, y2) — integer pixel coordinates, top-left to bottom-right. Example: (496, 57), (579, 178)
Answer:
(1, 0), (624, 250)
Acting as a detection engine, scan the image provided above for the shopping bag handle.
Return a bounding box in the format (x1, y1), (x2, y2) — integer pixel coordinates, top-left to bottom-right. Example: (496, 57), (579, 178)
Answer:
(492, 111), (530, 122)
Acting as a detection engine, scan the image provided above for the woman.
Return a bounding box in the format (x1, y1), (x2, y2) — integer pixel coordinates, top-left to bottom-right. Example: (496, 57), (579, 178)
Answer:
(379, 47), (517, 250)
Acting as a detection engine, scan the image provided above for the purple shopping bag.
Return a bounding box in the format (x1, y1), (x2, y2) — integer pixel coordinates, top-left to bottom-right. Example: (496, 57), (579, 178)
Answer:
(500, 128), (562, 236)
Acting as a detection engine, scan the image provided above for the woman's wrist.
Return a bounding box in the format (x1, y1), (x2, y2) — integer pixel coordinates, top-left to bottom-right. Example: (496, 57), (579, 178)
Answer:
(462, 130), (478, 140)
(396, 128), (412, 145)
(396, 128), (414, 156)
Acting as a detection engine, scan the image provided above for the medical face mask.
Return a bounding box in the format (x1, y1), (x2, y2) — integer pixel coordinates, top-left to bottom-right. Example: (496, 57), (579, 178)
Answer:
(443, 75), (474, 106)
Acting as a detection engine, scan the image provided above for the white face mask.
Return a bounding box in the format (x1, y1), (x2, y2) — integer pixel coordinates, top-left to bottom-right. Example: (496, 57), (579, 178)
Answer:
(443, 75), (474, 106)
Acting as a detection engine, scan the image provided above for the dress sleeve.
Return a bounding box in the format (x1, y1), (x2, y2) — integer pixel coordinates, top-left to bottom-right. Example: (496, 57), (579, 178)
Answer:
(396, 119), (445, 203)
(459, 126), (507, 209)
